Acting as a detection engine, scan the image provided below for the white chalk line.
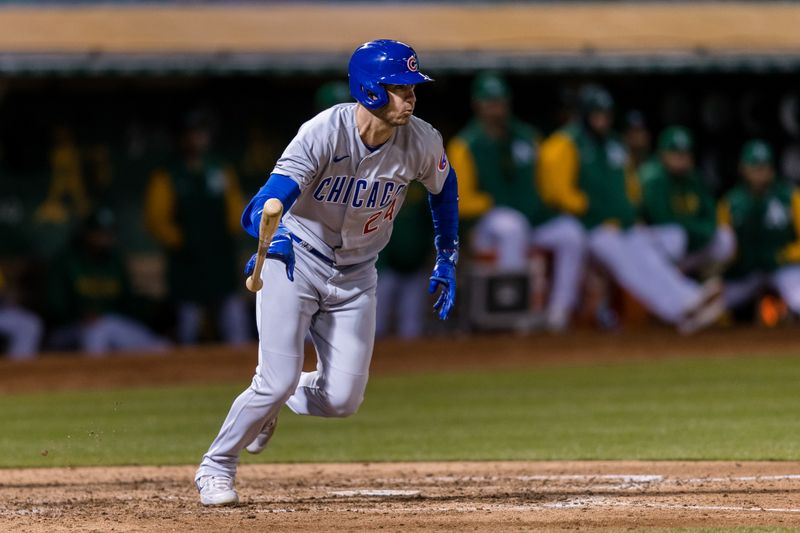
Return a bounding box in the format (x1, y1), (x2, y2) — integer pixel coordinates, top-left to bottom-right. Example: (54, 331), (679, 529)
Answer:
(377, 473), (800, 487)
(542, 496), (800, 514)
(330, 489), (420, 497)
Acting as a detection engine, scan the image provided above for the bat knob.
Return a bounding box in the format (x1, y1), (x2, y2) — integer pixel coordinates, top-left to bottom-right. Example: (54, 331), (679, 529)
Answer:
(264, 198), (283, 217)
(246, 275), (263, 292)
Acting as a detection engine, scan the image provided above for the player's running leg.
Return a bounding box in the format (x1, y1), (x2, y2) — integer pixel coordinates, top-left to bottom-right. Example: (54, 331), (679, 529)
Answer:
(285, 260), (377, 418)
(195, 256), (318, 505)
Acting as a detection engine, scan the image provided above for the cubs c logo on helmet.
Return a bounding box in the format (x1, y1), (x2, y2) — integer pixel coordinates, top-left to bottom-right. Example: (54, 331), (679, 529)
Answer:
(438, 150), (448, 171)
(407, 55), (418, 72)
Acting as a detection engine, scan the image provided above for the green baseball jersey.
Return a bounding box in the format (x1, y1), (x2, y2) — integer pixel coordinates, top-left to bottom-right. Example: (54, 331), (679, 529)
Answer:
(165, 159), (240, 303)
(47, 247), (131, 324)
(638, 159), (717, 251)
(720, 181), (800, 279)
(563, 123), (635, 229)
(449, 117), (554, 226)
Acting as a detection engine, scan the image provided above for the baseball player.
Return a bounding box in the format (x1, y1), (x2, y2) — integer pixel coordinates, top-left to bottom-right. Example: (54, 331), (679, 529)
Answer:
(194, 39), (458, 505)
(719, 140), (800, 314)
(638, 126), (735, 276)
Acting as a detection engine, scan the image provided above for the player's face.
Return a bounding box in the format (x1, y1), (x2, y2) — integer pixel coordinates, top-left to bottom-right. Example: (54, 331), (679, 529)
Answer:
(183, 127), (211, 156)
(624, 126), (651, 154)
(588, 110), (613, 137)
(742, 163), (774, 192)
(474, 98), (510, 127)
(661, 150), (694, 177)
(376, 84), (416, 126)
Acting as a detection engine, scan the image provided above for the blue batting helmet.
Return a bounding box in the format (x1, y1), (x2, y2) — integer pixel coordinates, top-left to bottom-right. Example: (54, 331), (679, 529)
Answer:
(348, 39), (433, 110)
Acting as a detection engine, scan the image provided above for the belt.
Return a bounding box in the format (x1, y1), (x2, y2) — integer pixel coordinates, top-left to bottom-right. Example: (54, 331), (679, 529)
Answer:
(290, 233), (335, 266)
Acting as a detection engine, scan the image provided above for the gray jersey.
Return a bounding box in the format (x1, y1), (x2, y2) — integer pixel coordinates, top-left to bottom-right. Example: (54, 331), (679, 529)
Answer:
(273, 103), (450, 266)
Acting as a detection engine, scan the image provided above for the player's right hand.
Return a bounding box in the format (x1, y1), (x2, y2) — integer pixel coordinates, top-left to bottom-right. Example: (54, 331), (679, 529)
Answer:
(244, 224), (295, 282)
(266, 224), (295, 281)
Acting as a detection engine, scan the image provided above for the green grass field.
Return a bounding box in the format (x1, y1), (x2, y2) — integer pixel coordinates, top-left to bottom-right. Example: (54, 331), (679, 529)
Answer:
(2, 354), (800, 468)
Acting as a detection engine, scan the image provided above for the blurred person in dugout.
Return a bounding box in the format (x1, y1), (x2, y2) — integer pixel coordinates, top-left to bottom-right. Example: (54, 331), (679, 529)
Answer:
(46, 208), (168, 356)
(145, 110), (250, 345)
(718, 140), (800, 320)
(622, 110), (652, 176)
(0, 267), (43, 360)
(638, 126), (735, 276)
(538, 84), (725, 334)
(314, 80), (352, 113)
(447, 72), (585, 331)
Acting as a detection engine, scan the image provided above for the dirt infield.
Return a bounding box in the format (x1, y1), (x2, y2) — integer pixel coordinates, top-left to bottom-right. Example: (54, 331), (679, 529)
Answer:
(3, 461), (800, 532)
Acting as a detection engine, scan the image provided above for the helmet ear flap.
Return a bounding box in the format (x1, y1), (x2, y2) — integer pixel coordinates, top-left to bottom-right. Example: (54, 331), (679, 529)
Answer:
(354, 78), (388, 110)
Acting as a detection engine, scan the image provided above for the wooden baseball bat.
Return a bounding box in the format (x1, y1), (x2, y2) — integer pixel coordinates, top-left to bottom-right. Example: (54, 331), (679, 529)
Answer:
(245, 198), (284, 292)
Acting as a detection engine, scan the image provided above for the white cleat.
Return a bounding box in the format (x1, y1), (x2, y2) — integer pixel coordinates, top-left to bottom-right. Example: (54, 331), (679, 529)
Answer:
(245, 418), (278, 455)
(196, 475), (239, 506)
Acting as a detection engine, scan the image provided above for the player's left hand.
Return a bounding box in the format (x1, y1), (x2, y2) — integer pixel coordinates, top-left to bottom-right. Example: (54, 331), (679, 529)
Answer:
(428, 245), (458, 320)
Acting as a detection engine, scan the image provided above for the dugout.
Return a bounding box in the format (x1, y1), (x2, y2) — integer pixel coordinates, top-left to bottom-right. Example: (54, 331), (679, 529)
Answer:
(2, 1), (800, 334)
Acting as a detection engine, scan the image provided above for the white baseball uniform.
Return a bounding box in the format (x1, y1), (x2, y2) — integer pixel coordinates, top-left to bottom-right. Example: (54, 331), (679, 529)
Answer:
(197, 103), (450, 479)
(639, 224), (736, 275)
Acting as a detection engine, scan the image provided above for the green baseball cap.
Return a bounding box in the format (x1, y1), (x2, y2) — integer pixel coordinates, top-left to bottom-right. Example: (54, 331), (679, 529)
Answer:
(658, 126), (694, 152)
(471, 72), (510, 101)
(740, 139), (773, 166)
(315, 81), (351, 111)
(578, 84), (614, 114)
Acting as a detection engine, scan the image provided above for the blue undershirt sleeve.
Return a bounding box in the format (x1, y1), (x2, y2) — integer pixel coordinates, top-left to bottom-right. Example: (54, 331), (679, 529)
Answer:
(428, 167), (459, 251)
(241, 174), (301, 238)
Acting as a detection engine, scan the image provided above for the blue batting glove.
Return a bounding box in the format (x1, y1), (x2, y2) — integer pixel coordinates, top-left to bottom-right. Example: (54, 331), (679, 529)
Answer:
(266, 224), (295, 281)
(244, 253), (258, 276)
(244, 224), (295, 282)
(427, 237), (458, 320)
